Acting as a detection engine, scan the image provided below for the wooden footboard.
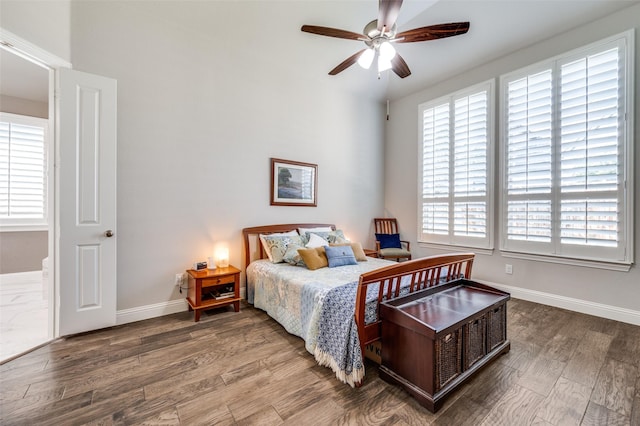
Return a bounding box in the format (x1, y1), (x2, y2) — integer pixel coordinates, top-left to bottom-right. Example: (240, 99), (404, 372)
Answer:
(355, 253), (475, 356)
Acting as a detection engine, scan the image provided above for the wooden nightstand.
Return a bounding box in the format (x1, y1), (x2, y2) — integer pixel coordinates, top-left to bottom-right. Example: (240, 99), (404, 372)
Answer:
(364, 248), (378, 258)
(186, 266), (241, 322)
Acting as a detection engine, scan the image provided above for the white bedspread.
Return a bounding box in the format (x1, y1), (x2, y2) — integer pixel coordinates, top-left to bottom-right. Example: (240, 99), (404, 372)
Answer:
(246, 257), (393, 355)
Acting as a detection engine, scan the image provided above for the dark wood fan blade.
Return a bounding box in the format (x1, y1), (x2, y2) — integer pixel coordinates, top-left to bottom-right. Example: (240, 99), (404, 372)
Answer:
(301, 25), (366, 41)
(391, 53), (411, 78)
(329, 49), (367, 75)
(378, 0), (403, 33)
(395, 22), (470, 43)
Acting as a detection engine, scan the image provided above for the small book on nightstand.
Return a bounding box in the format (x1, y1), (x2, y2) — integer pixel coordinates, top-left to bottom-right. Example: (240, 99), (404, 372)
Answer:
(215, 292), (234, 300)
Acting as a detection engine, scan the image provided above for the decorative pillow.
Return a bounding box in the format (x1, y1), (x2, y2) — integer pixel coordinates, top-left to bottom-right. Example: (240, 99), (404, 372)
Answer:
(330, 242), (367, 261)
(261, 235), (304, 263)
(298, 226), (333, 236)
(305, 232), (329, 248)
(297, 247), (328, 270)
(328, 229), (348, 243)
(306, 229), (347, 244)
(282, 244), (306, 266)
(259, 230), (298, 261)
(331, 233), (350, 244)
(376, 233), (402, 249)
(325, 245), (358, 268)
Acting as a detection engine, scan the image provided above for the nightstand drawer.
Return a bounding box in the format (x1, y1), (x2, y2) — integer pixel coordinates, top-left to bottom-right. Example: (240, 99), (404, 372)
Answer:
(202, 274), (235, 287)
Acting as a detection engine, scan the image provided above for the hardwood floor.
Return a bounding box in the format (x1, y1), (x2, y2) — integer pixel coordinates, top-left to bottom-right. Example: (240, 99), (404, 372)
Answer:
(1, 298), (639, 425)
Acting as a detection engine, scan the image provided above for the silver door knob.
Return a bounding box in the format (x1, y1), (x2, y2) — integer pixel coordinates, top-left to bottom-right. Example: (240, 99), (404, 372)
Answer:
(104, 230), (114, 238)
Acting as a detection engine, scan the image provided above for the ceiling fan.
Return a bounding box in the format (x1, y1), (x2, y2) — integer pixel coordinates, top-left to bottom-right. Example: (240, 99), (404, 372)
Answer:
(301, 0), (469, 78)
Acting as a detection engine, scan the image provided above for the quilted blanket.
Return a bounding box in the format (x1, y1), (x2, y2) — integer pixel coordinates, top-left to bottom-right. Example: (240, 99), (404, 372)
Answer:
(247, 258), (394, 380)
(313, 281), (365, 386)
(247, 259), (458, 386)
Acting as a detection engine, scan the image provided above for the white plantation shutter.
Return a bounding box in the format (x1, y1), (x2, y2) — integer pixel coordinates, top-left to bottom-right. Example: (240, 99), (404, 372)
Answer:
(421, 103), (449, 235)
(501, 32), (632, 264)
(453, 91), (488, 238)
(505, 70), (553, 242)
(559, 48), (620, 248)
(0, 113), (47, 226)
(419, 80), (493, 248)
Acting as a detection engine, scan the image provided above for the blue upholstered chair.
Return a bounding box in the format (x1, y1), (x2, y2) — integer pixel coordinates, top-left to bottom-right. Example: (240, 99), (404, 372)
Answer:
(374, 218), (411, 262)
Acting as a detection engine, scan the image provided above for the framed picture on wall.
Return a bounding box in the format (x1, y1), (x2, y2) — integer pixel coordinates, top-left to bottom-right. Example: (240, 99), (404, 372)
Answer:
(270, 158), (317, 207)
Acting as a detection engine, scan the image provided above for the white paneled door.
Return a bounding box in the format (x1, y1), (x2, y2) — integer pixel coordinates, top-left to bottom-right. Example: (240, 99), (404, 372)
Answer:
(57, 68), (117, 336)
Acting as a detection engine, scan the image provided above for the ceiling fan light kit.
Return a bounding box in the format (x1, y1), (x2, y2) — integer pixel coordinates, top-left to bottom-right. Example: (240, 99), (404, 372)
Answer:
(379, 41), (396, 60)
(357, 48), (375, 69)
(377, 55), (393, 73)
(301, 0), (470, 79)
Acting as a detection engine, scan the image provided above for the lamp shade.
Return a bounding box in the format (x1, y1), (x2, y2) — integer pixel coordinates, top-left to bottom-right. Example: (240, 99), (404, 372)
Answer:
(379, 41), (396, 60)
(378, 55), (392, 72)
(215, 247), (229, 268)
(357, 48), (375, 69)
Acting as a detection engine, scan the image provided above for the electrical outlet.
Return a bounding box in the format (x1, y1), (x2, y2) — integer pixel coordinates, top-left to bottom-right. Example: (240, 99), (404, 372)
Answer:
(505, 264), (513, 275)
(175, 273), (183, 287)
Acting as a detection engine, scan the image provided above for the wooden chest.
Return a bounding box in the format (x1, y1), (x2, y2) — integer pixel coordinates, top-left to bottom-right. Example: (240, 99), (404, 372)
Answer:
(379, 279), (510, 413)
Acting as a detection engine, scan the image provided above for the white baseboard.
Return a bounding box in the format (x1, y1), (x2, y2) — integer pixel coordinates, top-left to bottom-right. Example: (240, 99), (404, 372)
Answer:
(478, 280), (640, 326)
(116, 299), (188, 325)
(116, 287), (247, 325)
(116, 284), (640, 327)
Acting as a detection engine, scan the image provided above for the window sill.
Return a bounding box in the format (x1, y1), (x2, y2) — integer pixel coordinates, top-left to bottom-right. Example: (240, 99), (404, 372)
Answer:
(0, 224), (48, 233)
(417, 241), (494, 256)
(500, 250), (632, 272)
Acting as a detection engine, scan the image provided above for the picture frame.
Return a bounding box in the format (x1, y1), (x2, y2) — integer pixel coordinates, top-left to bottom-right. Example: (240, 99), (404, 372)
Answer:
(270, 158), (317, 207)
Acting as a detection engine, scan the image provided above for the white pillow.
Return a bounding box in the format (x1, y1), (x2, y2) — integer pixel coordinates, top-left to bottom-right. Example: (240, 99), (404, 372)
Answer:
(298, 226), (333, 235)
(259, 230), (298, 261)
(305, 232), (329, 248)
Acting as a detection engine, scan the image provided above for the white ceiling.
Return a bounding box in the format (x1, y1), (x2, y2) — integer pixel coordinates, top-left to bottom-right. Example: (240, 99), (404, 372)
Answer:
(1, 0), (637, 105)
(384, 0), (639, 100)
(296, 0), (638, 101)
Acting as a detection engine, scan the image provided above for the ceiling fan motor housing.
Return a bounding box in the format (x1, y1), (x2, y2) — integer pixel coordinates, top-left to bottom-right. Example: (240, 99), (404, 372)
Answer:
(363, 19), (397, 49)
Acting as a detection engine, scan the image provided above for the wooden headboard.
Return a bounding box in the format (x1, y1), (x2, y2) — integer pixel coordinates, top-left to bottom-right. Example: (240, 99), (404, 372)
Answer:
(242, 223), (336, 270)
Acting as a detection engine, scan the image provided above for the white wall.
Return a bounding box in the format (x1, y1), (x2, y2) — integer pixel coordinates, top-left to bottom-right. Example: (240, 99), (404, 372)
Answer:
(0, 231), (48, 274)
(386, 4), (640, 319)
(67, 1), (385, 310)
(10, 0), (634, 322)
(0, 95), (48, 118)
(0, 0), (71, 63)
(1, 1), (66, 275)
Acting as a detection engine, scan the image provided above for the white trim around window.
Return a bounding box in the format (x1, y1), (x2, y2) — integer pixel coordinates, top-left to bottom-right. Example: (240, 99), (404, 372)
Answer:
(0, 112), (49, 230)
(417, 79), (495, 250)
(499, 30), (634, 268)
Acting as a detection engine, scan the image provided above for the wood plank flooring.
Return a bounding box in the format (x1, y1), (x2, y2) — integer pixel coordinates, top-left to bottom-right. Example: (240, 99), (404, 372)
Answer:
(1, 298), (639, 425)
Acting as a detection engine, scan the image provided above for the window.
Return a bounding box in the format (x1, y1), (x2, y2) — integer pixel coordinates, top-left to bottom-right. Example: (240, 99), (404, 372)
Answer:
(500, 31), (633, 266)
(418, 80), (494, 249)
(0, 112), (48, 229)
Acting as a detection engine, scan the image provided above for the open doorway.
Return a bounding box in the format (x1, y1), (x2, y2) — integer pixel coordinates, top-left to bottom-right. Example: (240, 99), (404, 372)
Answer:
(0, 46), (52, 362)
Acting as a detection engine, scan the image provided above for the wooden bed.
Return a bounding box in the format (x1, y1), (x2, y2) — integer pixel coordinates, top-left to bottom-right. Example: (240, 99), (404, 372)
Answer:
(242, 223), (475, 361)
